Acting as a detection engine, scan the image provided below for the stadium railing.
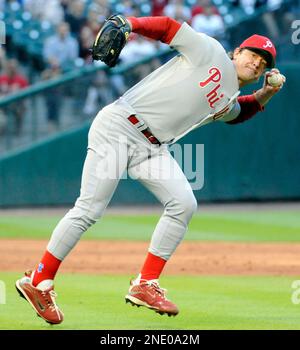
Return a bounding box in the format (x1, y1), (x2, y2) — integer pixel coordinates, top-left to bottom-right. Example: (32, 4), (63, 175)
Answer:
(0, 48), (173, 154)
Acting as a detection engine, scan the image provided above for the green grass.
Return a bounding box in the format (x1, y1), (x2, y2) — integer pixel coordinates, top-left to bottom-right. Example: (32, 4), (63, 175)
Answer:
(1, 210), (299, 330)
(1, 272), (300, 330)
(0, 211), (300, 242)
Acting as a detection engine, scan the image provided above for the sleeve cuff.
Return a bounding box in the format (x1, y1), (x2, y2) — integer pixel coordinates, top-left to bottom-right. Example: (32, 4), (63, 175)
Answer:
(127, 17), (139, 31)
(252, 91), (265, 111)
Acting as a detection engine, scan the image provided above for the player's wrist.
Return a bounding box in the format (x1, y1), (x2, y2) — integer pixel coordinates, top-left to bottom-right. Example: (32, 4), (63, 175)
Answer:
(253, 89), (272, 107)
(127, 17), (137, 31)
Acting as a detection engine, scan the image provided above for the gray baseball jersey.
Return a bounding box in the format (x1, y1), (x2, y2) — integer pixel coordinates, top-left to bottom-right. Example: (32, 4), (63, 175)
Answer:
(114, 22), (241, 143)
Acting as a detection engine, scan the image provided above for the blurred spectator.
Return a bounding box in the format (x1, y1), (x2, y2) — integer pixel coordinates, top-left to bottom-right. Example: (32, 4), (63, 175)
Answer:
(120, 35), (161, 88)
(41, 59), (63, 132)
(94, 0), (110, 10)
(230, 0), (283, 14)
(43, 22), (79, 71)
(121, 35), (158, 64)
(78, 2), (109, 63)
(151, 0), (169, 16)
(191, 4), (225, 39)
(262, 7), (280, 40)
(118, 0), (139, 16)
(163, 0), (192, 22)
(83, 4), (106, 37)
(230, 0), (283, 39)
(0, 46), (7, 135)
(0, 58), (29, 136)
(0, 46), (6, 72)
(265, 0), (294, 39)
(83, 70), (115, 116)
(191, 0), (219, 18)
(64, 0), (87, 37)
(60, 0), (72, 15)
(23, 0), (64, 25)
(79, 26), (94, 63)
(267, 0), (282, 11)
(235, 0), (257, 14)
(87, 2), (110, 30)
(0, 109), (6, 136)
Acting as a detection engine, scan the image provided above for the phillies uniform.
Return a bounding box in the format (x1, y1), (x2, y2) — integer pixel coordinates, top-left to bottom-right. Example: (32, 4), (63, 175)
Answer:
(15, 16), (278, 323)
(46, 19), (265, 262)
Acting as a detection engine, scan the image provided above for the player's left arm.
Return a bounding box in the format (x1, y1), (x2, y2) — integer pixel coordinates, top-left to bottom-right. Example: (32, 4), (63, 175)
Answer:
(253, 68), (286, 106)
(225, 69), (286, 125)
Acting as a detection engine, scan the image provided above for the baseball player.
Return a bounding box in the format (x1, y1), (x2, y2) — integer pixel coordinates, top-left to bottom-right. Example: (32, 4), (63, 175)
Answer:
(16, 15), (285, 324)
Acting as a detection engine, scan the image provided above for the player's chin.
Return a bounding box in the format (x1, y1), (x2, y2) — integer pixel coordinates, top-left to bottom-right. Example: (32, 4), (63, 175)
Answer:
(241, 75), (258, 85)
(252, 76), (260, 84)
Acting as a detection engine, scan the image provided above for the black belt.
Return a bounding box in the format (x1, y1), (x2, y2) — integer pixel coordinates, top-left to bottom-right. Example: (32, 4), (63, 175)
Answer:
(128, 115), (161, 145)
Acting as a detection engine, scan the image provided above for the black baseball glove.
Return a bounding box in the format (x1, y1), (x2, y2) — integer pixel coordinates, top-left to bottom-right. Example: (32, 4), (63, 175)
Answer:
(91, 14), (131, 67)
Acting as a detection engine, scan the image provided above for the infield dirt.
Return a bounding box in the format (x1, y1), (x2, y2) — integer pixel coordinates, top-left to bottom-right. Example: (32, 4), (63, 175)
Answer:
(1, 239), (300, 276)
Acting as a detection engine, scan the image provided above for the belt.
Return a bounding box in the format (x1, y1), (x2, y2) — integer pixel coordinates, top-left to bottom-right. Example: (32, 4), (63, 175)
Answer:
(128, 115), (161, 145)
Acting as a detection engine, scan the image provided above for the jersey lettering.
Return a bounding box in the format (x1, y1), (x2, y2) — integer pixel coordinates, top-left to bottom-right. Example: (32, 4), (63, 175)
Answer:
(206, 84), (224, 109)
(199, 67), (221, 87)
(199, 67), (224, 108)
(212, 105), (230, 120)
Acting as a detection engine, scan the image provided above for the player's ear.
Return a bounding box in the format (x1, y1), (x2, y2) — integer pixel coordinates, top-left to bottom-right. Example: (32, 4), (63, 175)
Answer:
(232, 48), (242, 61)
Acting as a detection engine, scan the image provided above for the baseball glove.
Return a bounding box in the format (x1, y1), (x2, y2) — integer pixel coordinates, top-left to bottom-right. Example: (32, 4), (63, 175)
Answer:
(91, 14), (131, 67)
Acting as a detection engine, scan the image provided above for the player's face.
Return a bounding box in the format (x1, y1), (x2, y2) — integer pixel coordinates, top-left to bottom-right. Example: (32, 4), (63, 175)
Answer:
(233, 48), (267, 87)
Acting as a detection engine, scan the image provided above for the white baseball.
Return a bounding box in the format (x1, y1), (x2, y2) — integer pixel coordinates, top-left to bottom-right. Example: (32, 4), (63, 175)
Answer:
(267, 73), (284, 87)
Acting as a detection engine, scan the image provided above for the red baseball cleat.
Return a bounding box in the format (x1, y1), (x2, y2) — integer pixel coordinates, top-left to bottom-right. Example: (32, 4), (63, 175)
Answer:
(125, 279), (179, 316)
(15, 270), (64, 325)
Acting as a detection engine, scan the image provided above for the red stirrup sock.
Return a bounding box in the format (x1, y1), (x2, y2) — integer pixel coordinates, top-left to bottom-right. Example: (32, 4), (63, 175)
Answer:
(31, 250), (62, 287)
(140, 252), (167, 281)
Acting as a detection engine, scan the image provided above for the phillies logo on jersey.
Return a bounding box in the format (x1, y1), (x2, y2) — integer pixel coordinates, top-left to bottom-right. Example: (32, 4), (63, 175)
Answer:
(199, 67), (224, 109)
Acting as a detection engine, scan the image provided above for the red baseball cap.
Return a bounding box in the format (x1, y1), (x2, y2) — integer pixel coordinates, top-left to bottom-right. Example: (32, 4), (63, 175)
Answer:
(240, 34), (276, 68)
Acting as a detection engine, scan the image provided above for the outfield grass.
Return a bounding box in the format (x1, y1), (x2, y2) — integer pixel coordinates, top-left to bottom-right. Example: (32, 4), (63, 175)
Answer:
(0, 211), (300, 241)
(1, 272), (300, 330)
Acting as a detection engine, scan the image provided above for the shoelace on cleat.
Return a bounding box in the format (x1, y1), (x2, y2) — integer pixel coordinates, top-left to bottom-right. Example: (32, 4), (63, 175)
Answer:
(146, 281), (169, 299)
(41, 290), (59, 312)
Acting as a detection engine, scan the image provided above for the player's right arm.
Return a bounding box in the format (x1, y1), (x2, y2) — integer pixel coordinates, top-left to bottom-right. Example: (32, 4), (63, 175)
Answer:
(127, 16), (181, 45)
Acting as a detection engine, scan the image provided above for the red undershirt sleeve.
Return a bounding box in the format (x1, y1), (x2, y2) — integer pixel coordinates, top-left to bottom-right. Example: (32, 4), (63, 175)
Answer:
(226, 94), (264, 124)
(127, 16), (181, 44)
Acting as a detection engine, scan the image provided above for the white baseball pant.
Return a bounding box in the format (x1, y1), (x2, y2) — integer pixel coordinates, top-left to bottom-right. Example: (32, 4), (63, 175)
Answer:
(47, 103), (197, 261)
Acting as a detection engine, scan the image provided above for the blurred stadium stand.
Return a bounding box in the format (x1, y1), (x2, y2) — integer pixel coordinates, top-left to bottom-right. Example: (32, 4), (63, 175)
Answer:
(0, 0), (300, 206)
(0, 48), (172, 152)
(2, 0), (297, 74)
(0, 0), (299, 153)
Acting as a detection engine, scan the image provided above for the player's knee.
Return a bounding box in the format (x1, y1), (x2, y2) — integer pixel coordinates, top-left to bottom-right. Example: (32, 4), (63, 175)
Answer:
(182, 194), (198, 219)
(166, 193), (197, 222)
(72, 196), (107, 222)
(66, 205), (100, 229)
